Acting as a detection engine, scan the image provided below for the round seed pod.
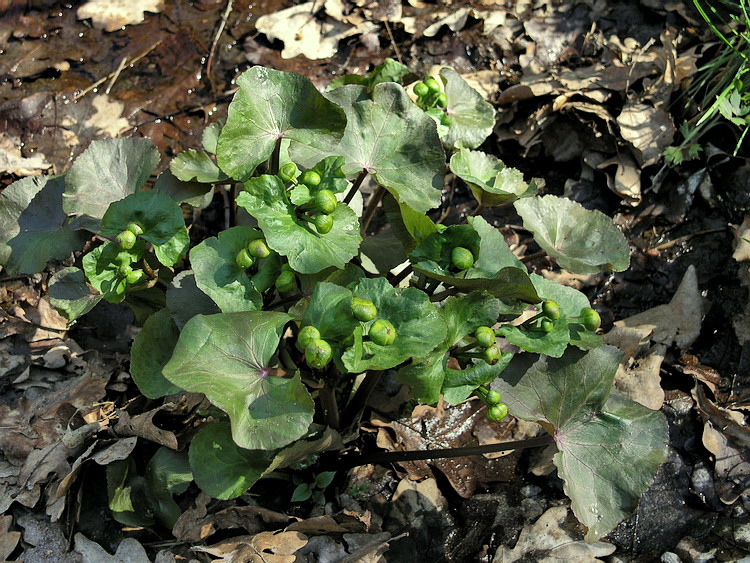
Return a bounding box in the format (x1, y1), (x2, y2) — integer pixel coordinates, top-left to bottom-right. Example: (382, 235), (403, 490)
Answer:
(482, 344), (502, 365)
(475, 326), (495, 349)
(369, 319), (396, 346)
(247, 239), (271, 259)
(300, 169), (322, 188)
(486, 403), (508, 421)
(278, 162), (299, 183)
(314, 189), (338, 214)
(486, 389), (502, 405)
(581, 307), (601, 332)
(305, 338), (332, 369)
(275, 270), (296, 293)
(297, 325), (321, 351)
(351, 297), (377, 322)
(125, 269), (147, 285)
(414, 82), (429, 97)
(542, 300), (561, 320)
(235, 248), (256, 269)
(451, 246), (475, 270)
(312, 213), (334, 234)
(116, 230), (137, 250)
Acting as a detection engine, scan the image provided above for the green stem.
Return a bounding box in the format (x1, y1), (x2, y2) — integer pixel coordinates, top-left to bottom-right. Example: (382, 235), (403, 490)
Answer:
(320, 375), (340, 430)
(389, 264), (413, 286)
(269, 138), (282, 176)
(361, 186), (386, 233)
(453, 341), (479, 354)
(340, 370), (383, 430)
(430, 287), (460, 302)
(343, 169), (369, 205)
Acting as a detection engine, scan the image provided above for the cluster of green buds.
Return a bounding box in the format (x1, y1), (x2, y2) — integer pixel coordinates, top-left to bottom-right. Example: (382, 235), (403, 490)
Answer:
(475, 386), (508, 422)
(236, 238), (272, 270)
(297, 325), (332, 370)
(576, 307), (601, 332)
(474, 326), (503, 365)
(351, 296), (397, 346)
(115, 222), (144, 250)
(413, 77), (447, 110)
(521, 299), (561, 334)
(117, 261), (147, 286)
(450, 246), (475, 271)
(278, 163), (337, 235)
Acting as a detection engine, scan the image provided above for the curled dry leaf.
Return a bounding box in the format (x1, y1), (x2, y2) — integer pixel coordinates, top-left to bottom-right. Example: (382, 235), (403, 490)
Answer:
(493, 505), (616, 562)
(0, 515), (21, 562)
(195, 531), (308, 563)
(615, 265), (709, 351)
(731, 216), (750, 262)
(616, 102), (676, 167)
(74, 534), (150, 563)
(605, 325), (665, 410)
(76, 0), (164, 32)
(0, 132), (51, 177)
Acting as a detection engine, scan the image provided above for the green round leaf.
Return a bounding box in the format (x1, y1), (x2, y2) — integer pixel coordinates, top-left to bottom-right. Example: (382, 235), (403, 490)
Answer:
(342, 277), (447, 373)
(0, 176), (88, 275)
(170, 149), (227, 183)
(153, 169), (214, 208)
(189, 422), (272, 499)
(514, 195), (630, 274)
(99, 190), (189, 267)
(130, 308), (182, 399)
(163, 312), (314, 450)
(237, 175), (361, 274)
(63, 138), (159, 231)
(450, 149), (539, 207)
(324, 83), (445, 213)
(217, 66), (347, 181)
(49, 267), (102, 324)
(494, 347), (667, 541)
(166, 271), (221, 329)
(190, 226), (266, 313)
(144, 448), (193, 528)
(437, 68), (495, 150)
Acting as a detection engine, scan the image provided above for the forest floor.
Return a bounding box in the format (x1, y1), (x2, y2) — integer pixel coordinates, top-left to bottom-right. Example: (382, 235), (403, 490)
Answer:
(1, 0), (749, 561)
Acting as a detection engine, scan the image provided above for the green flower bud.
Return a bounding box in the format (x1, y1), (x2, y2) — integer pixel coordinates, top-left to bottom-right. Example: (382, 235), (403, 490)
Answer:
(369, 319), (396, 346)
(275, 270), (296, 293)
(424, 77), (441, 93)
(126, 269), (147, 285)
(305, 338), (332, 370)
(540, 319), (554, 333)
(278, 162), (299, 183)
(486, 403), (508, 422)
(436, 92), (448, 108)
(116, 230), (137, 250)
(118, 264), (133, 278)
(414, 82), (429, 97)
(451, 246), (475, 270)
(235, 248), (256, 269)
(542, 299), (561, 320)
(126, 222), (144, 236)
(351, 297), (377, 322)
(482, 344), (502, 365)
(300, 169), (322, 188)
(475, 326), (495, 349)
(314, 189), (338, 214)
(312, 213), (334, 234)
(581, 307), (601, 332)
(486, 389), (502, 405)
(297, 325), (321, 351)
(247, 238), (271, 259)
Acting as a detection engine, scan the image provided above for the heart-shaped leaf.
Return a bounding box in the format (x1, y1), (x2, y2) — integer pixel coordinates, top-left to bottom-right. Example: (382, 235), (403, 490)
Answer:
(153, 169), (214, 208)
(217, 66), (347, 180)
(237, 175), (361, 274)
(63, 138), (159, 231)
(0, 176), (88, 275)
(130, 308), (182, 399)
(170, 149), (228, 183)
(515, 195), (630, 274)
(82, 241), (146, 303)
(442, 355), (513, 405)
(497, 316), (571, 358)
(190, 226), (268, 313)
(325, 83), (445, 213)
(189, 422), (273, 500)
(99, 190), (189, 267)
(163, 312), (314, 450)
(438, 68), (495, 150)
(493, 346), (668, 541)
(450, 149), (539, 207)
(398, 292), (502, 403)
(144, 448), (193, 528)
(341, 277), (447, 373)
(410, 219), (539, 302)
(49, 267), (102, 324)
(166, 271), (221, 329)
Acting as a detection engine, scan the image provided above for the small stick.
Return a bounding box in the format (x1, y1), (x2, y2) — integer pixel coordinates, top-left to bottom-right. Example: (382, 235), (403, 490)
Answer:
(647, 227), (725, 252)
(361, 186), (386, 233)
(383, 20), (403, 64)
(340, 371), (383, 430)
(343, 169), (369, 205)
(206, 0), (234, 95)
(389, 264), (413, 286)
(520, 249), (547, 264)
(104, 57), (128, 95)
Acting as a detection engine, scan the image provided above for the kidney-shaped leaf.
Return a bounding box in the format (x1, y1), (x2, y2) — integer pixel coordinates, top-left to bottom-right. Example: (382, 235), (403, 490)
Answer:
(170, 149), (227, 183)
(163, 311), (314, 450)
(63, 138), (159, 231)
(49, 267), (102, 324)
(217, 66), (347, 181)
(189, 422), (273, 500)
(515, 195), (630, 274)
(493, 346), (668, 541)
(439, 68), (495, 150)
(0, 176), (88, 275)
(450, 149), (538, 207)
(99, 190), (189, 266)
(166, 270), (221, 328)
(327, 83), (445, 213)
(341, 277), (447, 373)
(238, 175), (361, 274)
(190, 226), (267, 313)
(130, 308), (182, 399)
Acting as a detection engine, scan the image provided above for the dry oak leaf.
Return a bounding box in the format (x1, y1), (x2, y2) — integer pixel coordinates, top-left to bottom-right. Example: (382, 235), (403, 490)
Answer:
(195, 531), (308, 563)
(76, 0), (164, 32)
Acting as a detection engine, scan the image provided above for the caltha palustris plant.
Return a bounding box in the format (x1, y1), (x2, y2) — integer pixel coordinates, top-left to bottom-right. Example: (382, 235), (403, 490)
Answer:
(0, 59), (667, 539)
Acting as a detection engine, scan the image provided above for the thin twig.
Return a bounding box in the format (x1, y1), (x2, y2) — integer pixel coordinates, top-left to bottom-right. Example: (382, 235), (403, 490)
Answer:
(206, 0), (234, 95)
(383, 20), (403, 64)
(647, 227), (726, 252)
(320, 380), (340, 430)
(520, 249), (547, 264)
(104, 57), (128, 95)
(336, 435), (555, 469)
(389, 264), (413, 286)
(361, 186), (386, 233)
(344, 169), (369, 205)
